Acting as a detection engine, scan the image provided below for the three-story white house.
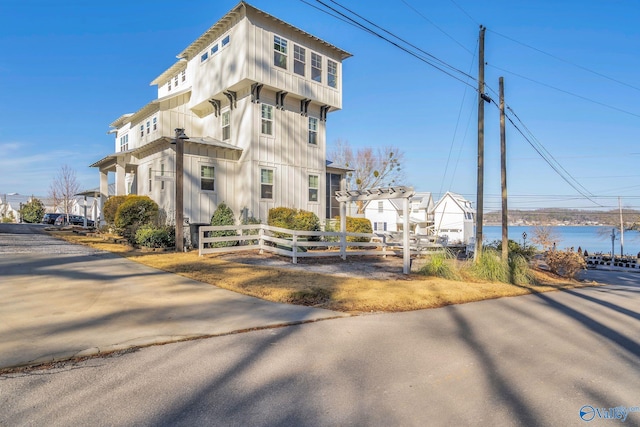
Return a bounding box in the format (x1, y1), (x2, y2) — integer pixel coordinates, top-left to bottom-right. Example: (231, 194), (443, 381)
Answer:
(91, 2), (351, 227)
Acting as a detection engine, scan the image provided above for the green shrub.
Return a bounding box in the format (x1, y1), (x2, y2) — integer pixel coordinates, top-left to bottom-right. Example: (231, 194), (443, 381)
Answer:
(267, 207), (297, 231)
(419, 250), (461, 280)
(114, 195), (159, 243)
(241, 215), (261, 245)
(267, 207), (320, 240)
(209, 202), (237, 247)
(135, 224), (175, 248)
(103, 195), (127, 226)
(2, 211), (15, 223)
(20, 198), (45, 224)
(485, 239), (537, 260)
(346, 217), (372, 242)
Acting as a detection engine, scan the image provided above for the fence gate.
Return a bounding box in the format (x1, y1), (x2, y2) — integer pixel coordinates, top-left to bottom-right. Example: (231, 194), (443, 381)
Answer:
(335, 186), (415, 274)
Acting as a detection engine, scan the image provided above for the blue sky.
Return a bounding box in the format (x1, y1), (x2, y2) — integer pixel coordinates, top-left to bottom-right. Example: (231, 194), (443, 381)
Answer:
(1, 0), (638, 212)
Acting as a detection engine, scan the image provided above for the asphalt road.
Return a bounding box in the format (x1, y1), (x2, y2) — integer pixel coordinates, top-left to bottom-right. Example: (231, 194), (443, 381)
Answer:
(1, 223), (639, 426)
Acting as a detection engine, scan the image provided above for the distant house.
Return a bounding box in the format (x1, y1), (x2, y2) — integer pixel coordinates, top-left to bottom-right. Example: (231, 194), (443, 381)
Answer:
(0, 194), (30, 222)
(363, 192), (434, 233)
(432, 192), (475, 245)
(90, 2), (351, 228)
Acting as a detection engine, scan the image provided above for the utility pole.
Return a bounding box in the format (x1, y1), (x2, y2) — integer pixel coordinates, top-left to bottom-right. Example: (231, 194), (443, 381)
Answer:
(499, 76), (508, 260)
(619, 196), (624, 257)
(474, 25), (487, 260)
(172, 128), (189, 252)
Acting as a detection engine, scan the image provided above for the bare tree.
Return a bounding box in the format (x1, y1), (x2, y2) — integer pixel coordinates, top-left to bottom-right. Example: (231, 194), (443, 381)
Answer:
(328, 140), (405, 213)
(531, 225), (561, 251)
(49, 165), (80, 216)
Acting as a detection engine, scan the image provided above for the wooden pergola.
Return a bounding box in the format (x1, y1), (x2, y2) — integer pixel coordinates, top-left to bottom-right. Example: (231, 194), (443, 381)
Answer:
(335, 186), (415, 274)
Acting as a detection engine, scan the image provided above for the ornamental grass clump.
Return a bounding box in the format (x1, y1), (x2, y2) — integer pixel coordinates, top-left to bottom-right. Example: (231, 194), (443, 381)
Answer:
(419, 250), (461, 281)
(467, 248), (510, 283)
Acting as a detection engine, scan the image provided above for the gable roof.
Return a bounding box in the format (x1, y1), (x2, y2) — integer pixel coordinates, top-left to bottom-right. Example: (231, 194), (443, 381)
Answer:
(433, 192), (475, 214)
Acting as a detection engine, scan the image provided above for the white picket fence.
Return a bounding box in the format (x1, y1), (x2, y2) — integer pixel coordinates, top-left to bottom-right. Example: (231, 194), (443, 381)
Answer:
(198, 224), (391, 263)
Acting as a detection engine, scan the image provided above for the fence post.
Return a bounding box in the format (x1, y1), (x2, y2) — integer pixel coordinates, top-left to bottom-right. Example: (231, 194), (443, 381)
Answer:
(292, 232), (298, 264)
(198, 227), (204, 256)
(259, 224), (264, 254)
(340, 201), (347, 260)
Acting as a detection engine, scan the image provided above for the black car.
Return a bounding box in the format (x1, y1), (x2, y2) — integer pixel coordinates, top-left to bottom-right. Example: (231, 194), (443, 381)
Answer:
(54, 214), (95, 227)
(42, 213), (63, 224)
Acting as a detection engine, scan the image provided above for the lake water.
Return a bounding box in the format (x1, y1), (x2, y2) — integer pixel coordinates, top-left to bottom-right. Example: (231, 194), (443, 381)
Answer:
(483, 225), (640, 256)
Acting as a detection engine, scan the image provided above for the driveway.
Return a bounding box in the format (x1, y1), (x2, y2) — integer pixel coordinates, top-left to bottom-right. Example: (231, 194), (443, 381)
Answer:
(0, 223), (345, 370)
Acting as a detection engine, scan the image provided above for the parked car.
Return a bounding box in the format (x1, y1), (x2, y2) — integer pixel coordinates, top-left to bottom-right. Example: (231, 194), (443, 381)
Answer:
(42, 213), (63, 224)
(54, 214), (95, 227)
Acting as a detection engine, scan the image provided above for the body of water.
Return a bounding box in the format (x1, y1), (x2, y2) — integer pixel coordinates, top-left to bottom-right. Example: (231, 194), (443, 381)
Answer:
(483, 225), (640, 256)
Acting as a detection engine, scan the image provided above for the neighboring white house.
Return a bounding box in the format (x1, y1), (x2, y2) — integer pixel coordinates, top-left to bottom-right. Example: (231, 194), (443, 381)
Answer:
(363, 191), (475, 246)
(363, 192), (434, 233)
(432, 192), (475, 245)
(91, 2), (351, 227)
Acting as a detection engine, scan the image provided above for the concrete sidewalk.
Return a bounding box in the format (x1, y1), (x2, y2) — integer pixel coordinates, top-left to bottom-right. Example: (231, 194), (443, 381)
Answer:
(0, 245), (345, 370)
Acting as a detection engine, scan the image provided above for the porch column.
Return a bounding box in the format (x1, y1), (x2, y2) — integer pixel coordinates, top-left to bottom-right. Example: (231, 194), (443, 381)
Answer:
(99, 170), (109, 226)
(115, 160), (126, 196)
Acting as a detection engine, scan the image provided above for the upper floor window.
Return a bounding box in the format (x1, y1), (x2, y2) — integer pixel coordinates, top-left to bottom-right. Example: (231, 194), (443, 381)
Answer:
(119, 134), (129, 151)
(327, 59), (338, 88)
(311, 53), (322, 82)
(146, 121), (150, 134)
(308, 175), (319, 202)
(261, 104), (273, 135)
(201, 165), (215, 191)
(160, 163), (165, 190)
(148, 166), (152, 192)
(140, 125), (144, 138)
(222, 35), (230, 47)
(274, 35), (287, 69)
(211, 44), (219, 55)
(378, 201), (384, 213)
(221, 111), (230, 141)
(294, 45), (305, 76)
(167, 80), (171, 91)
(174, 75), (179, 87)
(152, 117), (157, 131)
(201, 51), (209, 62)
(261, 168), (274, 199)
(308, 117), (318, 145)
(181, 70), (186, 82)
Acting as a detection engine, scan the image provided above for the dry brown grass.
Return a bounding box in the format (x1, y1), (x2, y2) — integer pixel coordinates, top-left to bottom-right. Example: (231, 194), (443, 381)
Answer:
(49, 230), (598, 313)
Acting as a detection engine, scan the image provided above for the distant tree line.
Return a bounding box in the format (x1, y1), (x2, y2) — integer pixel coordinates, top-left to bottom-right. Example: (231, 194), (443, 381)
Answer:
(484, 208), (640, 229)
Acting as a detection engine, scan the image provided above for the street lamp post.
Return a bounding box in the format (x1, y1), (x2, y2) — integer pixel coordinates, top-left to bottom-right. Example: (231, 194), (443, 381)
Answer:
(171, 128), (189, 252)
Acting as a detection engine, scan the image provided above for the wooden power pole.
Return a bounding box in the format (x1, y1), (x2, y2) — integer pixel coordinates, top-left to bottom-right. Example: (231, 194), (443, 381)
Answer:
(500, 77), (508, 260)
(474, 25), (486, 260)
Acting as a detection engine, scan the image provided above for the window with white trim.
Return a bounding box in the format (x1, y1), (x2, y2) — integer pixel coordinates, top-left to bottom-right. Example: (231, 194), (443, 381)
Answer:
(374, 222), (387, 231)
(146, 121), (150, 134)
(201, 51), (209, 62)
(152, 117), (157, 131)
(201, 165), (215, 191)
(294, 45), (305, 76)
(327, 59), (338, 88)
(167, 80), (171, 91)
(211, 44), (219, 55)
(119, 134), (129, 151)
(148, 166), (152, 192)
(222, 35), (230, 47)
(274, 35), (287, 69)
(174, 75), (178, 87)
(161, 163), (165, 190)
(221, 110), (230, 141)
(378, 201), (384, 213)
(261, 104), (273, 135)
(140, 125), (144, 138)
(261, 168), (274, 199)
(181, 70), (186, 82)
(308, 175), (319, 202)
(308, 117), (318, 145)
(311, 52), (322, 82)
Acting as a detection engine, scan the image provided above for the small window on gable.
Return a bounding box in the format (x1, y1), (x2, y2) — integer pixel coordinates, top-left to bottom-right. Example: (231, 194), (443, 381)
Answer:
(261, 168), (274, 199)
(174, 75), (178, 87)
(201, 165), (215, 191)
(274, 35), (287, 69)
(261, 104), (273, 135)
(308, 117), (318, 145)
(327, 59), (338, 88)
(221, 111), (230, 141)
(311, 53), (322, 82)
(294, 45), (305, 76)
(308, 175), (319, 202)
(222, 35), (230, 46)
(378, 201), (384, 213)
